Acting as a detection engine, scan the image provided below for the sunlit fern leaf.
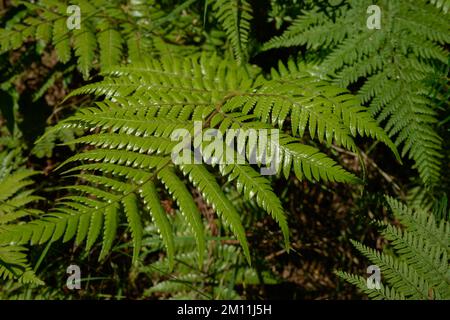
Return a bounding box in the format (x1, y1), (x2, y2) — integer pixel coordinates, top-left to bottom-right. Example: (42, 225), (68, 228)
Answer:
(0, 245), (44, 285)
(180, 163), (251, 264)
(85, 209), (103, 251)
(219, 163), (289, 249)
(98, 26), (123, 68)
(267, 60), (401, 161)
(212, 0), (253, 64)
(157, 167), (205, 267)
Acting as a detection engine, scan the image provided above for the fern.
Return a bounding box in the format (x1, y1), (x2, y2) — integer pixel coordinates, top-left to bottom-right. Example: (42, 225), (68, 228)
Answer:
(0, 151), (44, 285)
(0, 53), (397, 267)
(337, 197), (450, 300)
(212, 0), (253, 64)
(0, 0), (198, 79)
(263, 0), (450, 187)
(431, 0), (450, 13)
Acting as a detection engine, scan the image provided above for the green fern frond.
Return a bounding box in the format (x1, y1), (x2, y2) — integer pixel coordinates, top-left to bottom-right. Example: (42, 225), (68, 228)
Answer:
(3, 54), (397, 267)
(0, 153), (44, 286)
(220, 163), (289, 249)
(142, 214), (276, 299)
(73, 26), (97, 80)
(122, 193), (143, 264)
(0, 0), (198, 77)
(263, 0), (449, 186)
(212, 0), (253, 64)
(180, 163), (250, 264)
(98, 203), (118, 261)
(98, 25), (123, 68)
(0, 170), (42, 212)
(157, 167), (205, 267)
(385, 196), (449, 255)
(0, 245), (44, 285)
(350, 239), (432, 299)
(138, 181), (175, 270)
(337, 197), (450, 300)
(430, 0), (450, 13)
(335, 271), (406, 300)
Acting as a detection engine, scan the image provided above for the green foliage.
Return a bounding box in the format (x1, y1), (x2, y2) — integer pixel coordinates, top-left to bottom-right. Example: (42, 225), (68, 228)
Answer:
(431, 0), (450, 13)
(264, 0), (450, 187)
(0, 151), (44, 285)
(337, 197), (450, 300)
(0, 53), (396, 268)
(0, 0), (448, 300)
(211, 0), (252, 64)
(0, 0), (201, 79)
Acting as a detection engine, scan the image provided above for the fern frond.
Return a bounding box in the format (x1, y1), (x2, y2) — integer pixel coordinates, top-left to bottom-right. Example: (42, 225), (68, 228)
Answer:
(263, 0), (449, 186)
(385, 196), (449, 255)
(381, 224), (450, 298)
(0, 0), (190, 75)
(351, 240), (432, 299)
(0, 245), (44, 285)
(338, 197), (450, 300)
(138, 181), (175, 270)
(220, 163), (289, 248)
(122, 193), (143, 264)
(73, 26), (97, 80)
(98, 203), (118, 261)
(212, 0), (253, 64)
(180, 163), (251, 264)
(98, 26), (123, 68)
(53, 18), (71, 63)
(335, 271), (406, 300)
(3, 54), (397, 267)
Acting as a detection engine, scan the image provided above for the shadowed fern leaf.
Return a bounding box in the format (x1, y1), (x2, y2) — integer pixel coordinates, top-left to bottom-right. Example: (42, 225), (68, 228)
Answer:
(0, 152), (44, 285)
(0, 54), (398, 267)
(263, 0), (449, 187)
(336, 196), (450, 300)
